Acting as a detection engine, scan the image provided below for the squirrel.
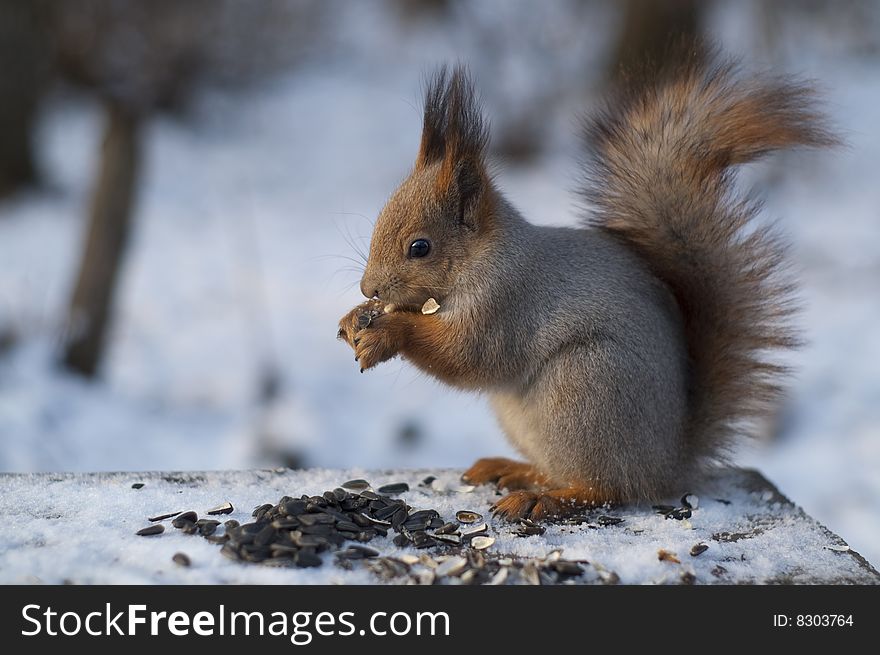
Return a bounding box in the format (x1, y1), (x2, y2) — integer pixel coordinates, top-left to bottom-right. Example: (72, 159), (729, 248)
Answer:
(337, 54), (834, 521)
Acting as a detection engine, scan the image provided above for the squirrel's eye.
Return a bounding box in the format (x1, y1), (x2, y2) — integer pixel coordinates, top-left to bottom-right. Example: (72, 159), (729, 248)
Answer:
(409, 239), (431, 258)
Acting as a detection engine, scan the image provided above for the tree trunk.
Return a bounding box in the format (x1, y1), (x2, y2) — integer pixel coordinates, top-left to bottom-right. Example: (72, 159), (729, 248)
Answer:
(61, 100), (141, 377)
(607, 0), (706, 89)
(0, 0), (49, 197)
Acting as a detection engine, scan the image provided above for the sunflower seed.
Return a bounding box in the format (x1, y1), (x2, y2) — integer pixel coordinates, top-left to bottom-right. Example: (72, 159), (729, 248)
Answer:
(467, 550), (486, 569)
(363, 516), (392, 530)
(370, 558), (410, 579)
(136, 524), (164, 536)
(271, 518), (300, 530)
(341, 479), (371, 492)
(254, 525), (275, 547)
(521, 563), (541, 585)
(433, 533), (462, 546)
(597, 515), (624, 526)
(403, 517), (430, 531)
(455, 510), (483, 524)
(515, 519), (545, 537)
(291, 533), (326, 548)
(411, 531), (436, 549)
(434, 522), (459, 536)
(435, 556), (468, 577)
(419, 476), (436, 487)
(373, 503), (404, 521)
(409, 509), (439, 522)
(652, 505), (675, 515)
(345, 512), (369, 528)
(295, 550), (322, 568)
(282, 499), (308, 516)
(198, 521), (220, 536)
(488, 568), (508, 585)
(378, 482), (410, 495)
(544, 549), (563, 563)
(220, 544), (240, 561)
(460, 522), (488, 538)
(298, 513), (335, 526)
(470, 536), (495, 550)
(668, 508), (692, 520)
(336, 520), (361, 533)
(172, 511), (198, 528)
(598, 569), (620, 585)
(131, 483), (145, 490)
(353, 544), (380, 557)
(269, 543), (298, 556)
(172, 552), (191, 567)
(391, 507), (408, 531)
(322, 507), (349, 522)
(550, 560), (583, 576)
(421, 298), (440, 315)
(415, 569), (436, 585)
(517, 526), (545, 537)
(341, 497), (368, 512)
(148, 511), (182, 523)
(690, 543), (709, 557)
(338, 545), (379, 560)
(459, 569), (479, 585)
(207, 502), (234, 516)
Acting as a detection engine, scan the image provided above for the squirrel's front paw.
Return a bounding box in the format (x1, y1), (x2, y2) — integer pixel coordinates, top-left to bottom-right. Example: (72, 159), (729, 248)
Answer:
(353, 315), (401, 372)
(337, 299), (385, 349)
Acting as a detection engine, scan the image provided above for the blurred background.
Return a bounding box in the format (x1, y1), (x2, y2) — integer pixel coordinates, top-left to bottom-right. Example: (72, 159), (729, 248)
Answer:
(0, 0), (877, 564)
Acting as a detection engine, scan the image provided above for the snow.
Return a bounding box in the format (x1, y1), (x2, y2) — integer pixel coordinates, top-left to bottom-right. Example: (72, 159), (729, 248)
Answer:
(0, 467), (874, 585)
(1, 2), (879, 572)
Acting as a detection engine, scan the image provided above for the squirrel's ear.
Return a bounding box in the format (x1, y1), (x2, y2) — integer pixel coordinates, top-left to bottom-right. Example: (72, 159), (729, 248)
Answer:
(415, 65), (489, 174)
(415, 66), (490, 224)
(436, 155), (489, 229)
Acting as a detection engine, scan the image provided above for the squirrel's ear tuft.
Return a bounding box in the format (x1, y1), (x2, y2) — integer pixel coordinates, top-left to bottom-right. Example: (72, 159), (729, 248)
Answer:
(416, 65), (489, 175)
(417, 66), (490, 218)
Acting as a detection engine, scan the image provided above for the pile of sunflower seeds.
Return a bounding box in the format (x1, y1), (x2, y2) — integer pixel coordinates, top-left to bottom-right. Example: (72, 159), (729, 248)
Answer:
(364, 548), (600, 586)
(138, 479), (623, 584)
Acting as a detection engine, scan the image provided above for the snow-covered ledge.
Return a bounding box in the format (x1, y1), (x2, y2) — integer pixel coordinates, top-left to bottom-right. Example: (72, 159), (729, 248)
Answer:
(1, 467), (876, 585)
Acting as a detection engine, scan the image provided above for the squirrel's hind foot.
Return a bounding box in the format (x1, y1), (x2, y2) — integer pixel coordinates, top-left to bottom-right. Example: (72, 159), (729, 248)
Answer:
(491, 487), (602, 522)
(462, 457), (551, 491)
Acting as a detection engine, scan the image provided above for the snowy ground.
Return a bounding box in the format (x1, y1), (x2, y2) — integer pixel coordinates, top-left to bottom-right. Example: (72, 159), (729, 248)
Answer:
(0, 467), (874, 585)
(1, 3), (879, 570)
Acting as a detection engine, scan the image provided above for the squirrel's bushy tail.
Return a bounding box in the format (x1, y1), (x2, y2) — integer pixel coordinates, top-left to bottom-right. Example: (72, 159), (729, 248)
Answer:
(581, 53), (835, 464)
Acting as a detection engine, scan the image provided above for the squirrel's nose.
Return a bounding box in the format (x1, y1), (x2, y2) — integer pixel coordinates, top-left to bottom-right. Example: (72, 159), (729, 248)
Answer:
(359, 279), (379, 299)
